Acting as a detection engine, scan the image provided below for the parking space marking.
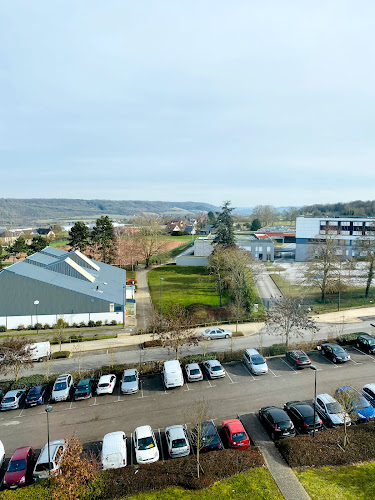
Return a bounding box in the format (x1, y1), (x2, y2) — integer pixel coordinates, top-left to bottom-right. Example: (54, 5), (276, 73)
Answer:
(267, 367), (280, 378)
(16, 408), (25, 418)
(280, 358), (301, 374)
(320, 353), (341, 368)
(160, 375), (170, 395)
(130, 433), (133, 466)
(352, 346), (375, 362)
(65, 401), (76, 410)
(242, 364), (257, 380)
(225, 371), (238, 384)
(157, 428), (164, 462)
(349, 357), (362, 366)
(184, 382), (193, 391)
(89, 397), (99, 406)
(138, 380), (149, 399)
(203, 373), (216, 388)
(114, 394), (124, 403)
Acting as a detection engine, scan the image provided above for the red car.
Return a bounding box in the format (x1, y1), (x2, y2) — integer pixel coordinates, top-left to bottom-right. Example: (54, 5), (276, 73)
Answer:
(222, 419), (250, 449)
(3, 447), (35, 489)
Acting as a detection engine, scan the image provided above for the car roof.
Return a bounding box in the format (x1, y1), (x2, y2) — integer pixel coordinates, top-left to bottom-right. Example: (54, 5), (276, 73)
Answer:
(359, 334), (374, 339)
(288, 402), (314, 414)
(99, 374), (115, 382)
(206, 359), (222, 366)
(201, 421), (216, 432)
(123, 368), (137, 376)
(287, 350), (307, 356)
(262, 406), (289, 419)
(38, 440), (65, 462)
(363, 383), (375, 392)
(222, 419), (245, 432)
(322, 343), (341, 348)
(4, 390), (25, 397)
(186, 363), (200, 369)
(164, 360), (181, 368)
(135, 425), (153, 438)
(317, 393), (336, 403)
(245, 348), (260, 356)
(77, 378), (92, 385)
(11, 447), (32, 460)
(165, 425), (185, 438)
(29, 384), (46, 391)
(56, 374), (71, 379)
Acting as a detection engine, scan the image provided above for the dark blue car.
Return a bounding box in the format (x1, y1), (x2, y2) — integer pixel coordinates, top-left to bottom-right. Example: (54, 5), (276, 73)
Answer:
(336, 386), (375, 423)
(25, 384), (49, 407)
(194, 421), (223, 452)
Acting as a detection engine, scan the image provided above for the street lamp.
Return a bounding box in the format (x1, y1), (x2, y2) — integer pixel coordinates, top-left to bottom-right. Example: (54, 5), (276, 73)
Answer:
(45, 405), (53, 480)
(310, 365), (317, 437)
(34, 300), (39, 334)
(123, 285), (126, 330)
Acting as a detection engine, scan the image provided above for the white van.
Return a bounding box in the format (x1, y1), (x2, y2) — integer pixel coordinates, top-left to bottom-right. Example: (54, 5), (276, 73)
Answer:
(28, 342), (51, 362)
(163, 360), (184, 389)
(101, 431), (127, 469)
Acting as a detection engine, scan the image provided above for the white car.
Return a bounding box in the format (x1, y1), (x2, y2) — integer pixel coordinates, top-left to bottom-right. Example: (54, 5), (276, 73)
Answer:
(165, 425), (190, 458)
(202, 360), (226, 379)
(201, 327), (232, 340)
(96, 374), (116, 395)
(243, 348), (268, 375)
(33, 440), (65, 480)
(51, 374), (74, 403)
(0, 389), (27, 411)
(314, 393), (351, 427)
(134, 425), (159, 464)
(185, 363), (203, 382)
(121, 369), (139, 394)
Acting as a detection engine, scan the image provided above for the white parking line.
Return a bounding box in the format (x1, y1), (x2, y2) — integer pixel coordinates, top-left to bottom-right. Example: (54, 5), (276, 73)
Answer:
(203, 373), (215, 388)
(160, 375), (170, 395)
(114, 395), (124, 403)
(16, 408), (24, 418)
(280, 358), (301, 374)
(267, 367), (280, 378)
(352, 346), (375, 362)
(89, 397), (99, 406)
(184, 382), (193, 391)
(242, 363), (256, 380)
(65, 401), (76, 410)
(158, 428), (164, 462)
(130, 433), (133, 466)
(138, 380), (149, 399)
(349, 357), (362, 366)
(225, 371), (238, 384)
(320, 353), (341, 368)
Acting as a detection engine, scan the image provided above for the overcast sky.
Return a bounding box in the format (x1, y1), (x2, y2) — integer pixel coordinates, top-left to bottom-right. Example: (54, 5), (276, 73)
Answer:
(1, 1), (375, 207)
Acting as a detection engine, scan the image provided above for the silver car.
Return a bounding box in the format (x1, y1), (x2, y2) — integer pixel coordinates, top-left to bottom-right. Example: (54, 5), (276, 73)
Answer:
(165, 425), (190, 458)
(0, 389), (27, 411)
(185, 363), (203, 382)
(202, 360), (226, 379)
(121, 369), (139, 394)
(202, 327), (232, 340)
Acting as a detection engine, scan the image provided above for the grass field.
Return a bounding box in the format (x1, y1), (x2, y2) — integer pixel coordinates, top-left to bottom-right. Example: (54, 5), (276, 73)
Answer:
(148, 266), (226, 313)
(297, 462), (375, 500)
(49, 239), (69, 247)
(125, 468), (283, 500)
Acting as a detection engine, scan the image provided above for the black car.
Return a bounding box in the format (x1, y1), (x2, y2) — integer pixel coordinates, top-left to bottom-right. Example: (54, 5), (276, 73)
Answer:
(320, 343), (350, 363)
(259, 406), (296, 440)
(356, 334), (375, 354)
(25, 385), (49, 407)
(194, 421), (224, 452)
(284, 401), (324, 434)
(74, 378), (96, 401)
(285, 350), (311, 369)
(0, 389), (5, 403)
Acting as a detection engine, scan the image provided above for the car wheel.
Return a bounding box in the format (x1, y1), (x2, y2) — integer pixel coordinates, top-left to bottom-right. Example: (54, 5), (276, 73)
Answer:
(271, 431), (275, 441)
(207, 336), (211, 341)
(225, 334), (230, 339)
(333, 358), (337, 363)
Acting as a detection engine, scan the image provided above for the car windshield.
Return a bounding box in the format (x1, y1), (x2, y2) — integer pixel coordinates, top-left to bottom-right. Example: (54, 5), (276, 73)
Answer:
(172, 438), (186, 448)
(232, 432), (247, 441)
(2, 397), (15, 403)
(251, 355), (265, 365)
(35, 462), (54, 472)
(138, 437), (155, 450)
(304, 416), (319, 425)
(54, 382), (67, 391)
(99, 383), (109, 387)
(211, 366), (222, 371)
(368, 339), (375, 345)
(277, 420), (291, 429)
(77, 385), (88, 391)
(357, 397), (371, 409)
(7, 459), (26, 472)
(28, 387), (40, 396)
(123, 375), (136, 382)
(327, 402), (342, 414)
(332, 346), (345, 354)
(298, 356), (309, 361)
(190, 369), (200, 375)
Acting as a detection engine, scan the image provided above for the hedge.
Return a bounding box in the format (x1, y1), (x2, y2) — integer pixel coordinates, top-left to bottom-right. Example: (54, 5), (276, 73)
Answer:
(276, 421), (375, 468)
(52, 350), (71, 359)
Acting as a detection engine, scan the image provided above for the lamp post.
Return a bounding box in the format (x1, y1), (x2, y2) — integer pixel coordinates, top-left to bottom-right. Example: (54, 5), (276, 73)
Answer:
(45, 405), (53, 480)
(123, 285), (126, 330)
(34, 300), (39, 334)
(310, 365), (317, 437)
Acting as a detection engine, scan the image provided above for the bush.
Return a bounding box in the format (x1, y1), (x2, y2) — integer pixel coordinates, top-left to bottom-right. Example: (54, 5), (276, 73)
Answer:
(104, 320), (109, 325)
(72, 322), (78, 328)
(12, 374), (46, 390)
(26, 325), (33, 330)
(95, 320), (103, 327)
(34, 323), (43, 331)
(17, 324), (25, 331)
(79, 322), (86, 328)
(110, 320), (118, 325)
(52, 351), (70, 359)
(336, 332), (360, 346)
(53, 318), (69, 329)
(143, 339), (163, 348)
(43, 323), (51, 330)
(88, 320), (95, 328)
(264, 343), (288, 357)
(0, 325), (6, 332)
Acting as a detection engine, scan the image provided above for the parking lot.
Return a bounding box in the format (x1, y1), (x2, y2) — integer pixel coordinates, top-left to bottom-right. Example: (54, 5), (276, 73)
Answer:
(1, 344), (375, 461)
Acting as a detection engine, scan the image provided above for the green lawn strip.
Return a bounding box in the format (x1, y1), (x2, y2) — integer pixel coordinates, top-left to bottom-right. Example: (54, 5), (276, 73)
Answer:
(296, 462), (375, 500)
(124, 468), (283, 500)
(49, 239), (69, 247)
(148, 266), (225, 312)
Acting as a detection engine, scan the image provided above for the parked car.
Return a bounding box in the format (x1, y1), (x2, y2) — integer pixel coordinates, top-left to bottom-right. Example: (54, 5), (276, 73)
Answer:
(134, 425), (159, 464)
(74, 378), (96, 401)
(335, 386), (375, 423)
(285, 350), (311, 369)
(96, 374), (116, 395)
(314, 393), (351, 427)
(51, 374), (74, 403)
(222, 419), (250, 448)
(0, 389), (27, 411)
(283, 401), (323, 433)
(0, 440), (4, 470)
(259, 406), (296, 440)
(3, 446), (35, 489)
(356, 334), (375, 354)
(196, 421), (224, 452)
(25, 385), (49, 407)
(28, 341), (51, 362)
(162, 360), (184, 388)
(201, 327), (232, 340)
(202, 360), (226, 379)
(320, 343), (350, 363)
(101, 431), (127, 469)
(121, 369), (139, 394)
(33, 440), (65, 480)
(165, 425), (190, 458)
(0, 389), (5, 403)
(243, 348), (268, 375)
(362, 383), (375, 407)
(185, 363), (203, 382)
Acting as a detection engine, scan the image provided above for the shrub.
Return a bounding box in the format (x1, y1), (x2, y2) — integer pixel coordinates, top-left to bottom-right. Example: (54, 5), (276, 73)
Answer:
(110, 320), (118, 325)
(53, 318), (69, 329)
(34, 323), (43, 331)
(72, 322), (78, 328)
(232, 331), (244, 337)
(336, 332), (360, 346)
(0, 325), (6, 332)
(143, 339), (163, 348)
(264, 343), (288, 357)
(88, 320), (95, 328)
(95, 320), (103, 327)
(52, 351), (70, 359)
(17, 324), (25, 331)
(79, 322), (86, 328)
(26, 325), (33, 330)
(12, 374), (46, 390)
(43, 323), (51, 330)
(104, 320), (109, 325)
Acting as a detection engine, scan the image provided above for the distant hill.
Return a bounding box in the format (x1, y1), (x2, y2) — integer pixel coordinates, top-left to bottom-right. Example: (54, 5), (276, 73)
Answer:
(233, 206), (300, 215)
(301, 200), (375, 217)
(0, 199), (218, 226)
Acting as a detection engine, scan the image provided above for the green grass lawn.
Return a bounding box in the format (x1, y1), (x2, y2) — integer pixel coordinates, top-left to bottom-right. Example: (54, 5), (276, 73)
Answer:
(125, 468), (283, 500)
(297, 462), (375, 500)
(49, 239), (69, 247)
(148, 266), (225, 313)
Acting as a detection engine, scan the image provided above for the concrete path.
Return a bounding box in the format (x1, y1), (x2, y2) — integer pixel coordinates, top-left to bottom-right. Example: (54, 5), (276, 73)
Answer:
(254, 265), (283, 309)
(242, 413), (311, 500)
(135, 268), (154, 332)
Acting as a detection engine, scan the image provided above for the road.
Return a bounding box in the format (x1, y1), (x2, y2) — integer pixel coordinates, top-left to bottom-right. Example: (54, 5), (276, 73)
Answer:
(254, 266), (283, 309)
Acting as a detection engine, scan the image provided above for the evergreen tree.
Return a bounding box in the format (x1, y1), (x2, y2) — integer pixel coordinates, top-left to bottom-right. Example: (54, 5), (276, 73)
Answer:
(28, 235), (46, 255)
(213, 201), (235, 247)
(251, 218), (262, 231)
(9, 236), (28, 256)
(91, 216), (116, 264)
(68, 222), (91, 251)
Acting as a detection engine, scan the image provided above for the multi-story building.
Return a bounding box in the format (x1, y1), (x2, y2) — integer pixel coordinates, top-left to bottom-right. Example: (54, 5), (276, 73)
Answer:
(295, 216), (375, 261)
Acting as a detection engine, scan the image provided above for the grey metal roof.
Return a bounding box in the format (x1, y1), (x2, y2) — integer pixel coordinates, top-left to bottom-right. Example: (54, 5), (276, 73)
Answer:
(40, 246), (68, 258)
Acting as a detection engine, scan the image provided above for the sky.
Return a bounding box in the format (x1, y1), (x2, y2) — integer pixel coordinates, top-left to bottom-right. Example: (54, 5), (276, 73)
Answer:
(1, 1), (375, 208)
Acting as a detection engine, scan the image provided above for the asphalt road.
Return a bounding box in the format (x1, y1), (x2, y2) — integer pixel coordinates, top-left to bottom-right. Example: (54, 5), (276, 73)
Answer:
(1, 342), (375, 462)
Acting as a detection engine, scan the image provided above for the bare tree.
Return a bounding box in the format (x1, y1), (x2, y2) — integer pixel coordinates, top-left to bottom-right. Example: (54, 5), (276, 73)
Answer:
(356, 224), (375, 297)
(207, 246), (227, 307)
(54, 318), (67, 352)
(155, 306), (198, 359)
(52, 435), (100, 500)
(188, 399), (214, 479)
(133, 217), (166, 268)
(265, 296), (318, 348)
(333, 387), (361, 447)
(252, 205), (278, 227)
(72, 344), (84, 377)
(0, 337), (34, 381)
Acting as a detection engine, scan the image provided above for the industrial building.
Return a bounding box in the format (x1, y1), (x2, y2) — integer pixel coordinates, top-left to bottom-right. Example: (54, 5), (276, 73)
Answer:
(0, 246), (134, 330)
